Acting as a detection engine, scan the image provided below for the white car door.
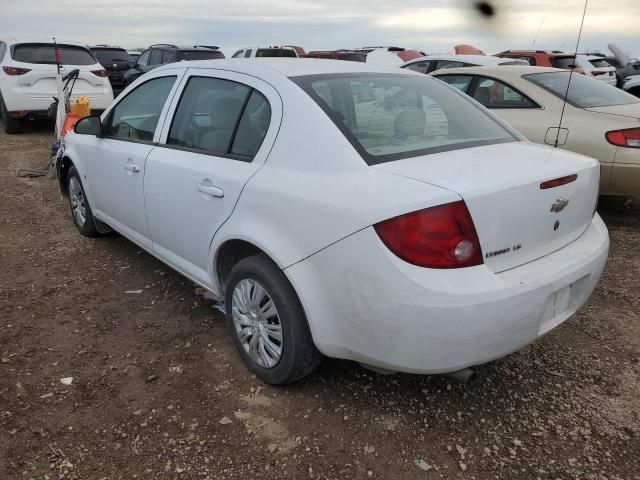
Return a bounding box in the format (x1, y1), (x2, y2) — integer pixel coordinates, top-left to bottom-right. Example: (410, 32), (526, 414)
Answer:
(86, 73), (182, 249)
(144, 69), (282, 285)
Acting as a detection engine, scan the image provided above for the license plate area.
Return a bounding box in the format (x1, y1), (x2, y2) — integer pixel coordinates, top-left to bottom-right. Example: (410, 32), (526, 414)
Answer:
(539, 275), (590, 335)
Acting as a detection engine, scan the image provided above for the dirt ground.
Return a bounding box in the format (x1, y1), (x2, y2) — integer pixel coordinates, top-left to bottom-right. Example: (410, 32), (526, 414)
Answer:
(1, 121), (639, 480)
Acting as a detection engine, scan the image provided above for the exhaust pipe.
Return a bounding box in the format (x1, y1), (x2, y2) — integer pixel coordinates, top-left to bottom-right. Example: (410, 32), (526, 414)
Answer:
(445, 367), (476, 384)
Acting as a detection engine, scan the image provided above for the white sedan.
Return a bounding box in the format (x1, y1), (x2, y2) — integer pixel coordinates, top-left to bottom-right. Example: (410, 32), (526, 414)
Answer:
(60, 59), (608, 384)
(402, 54), (528, 74)
(431, 66), (640, 196)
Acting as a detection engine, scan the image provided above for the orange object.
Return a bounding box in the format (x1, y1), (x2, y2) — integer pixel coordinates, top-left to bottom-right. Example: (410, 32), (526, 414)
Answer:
(70, 96), (91, 116)
(61, 114), (83, 137)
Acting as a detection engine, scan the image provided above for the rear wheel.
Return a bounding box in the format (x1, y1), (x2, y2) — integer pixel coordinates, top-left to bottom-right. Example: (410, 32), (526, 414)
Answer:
(225, 254), (322, 385)
(67, 166), (98, 237)
(0, 94), (21, 134)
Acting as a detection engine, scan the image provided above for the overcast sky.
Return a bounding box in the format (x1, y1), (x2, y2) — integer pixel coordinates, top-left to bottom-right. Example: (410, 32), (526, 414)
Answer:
(2, 0), (639, 58)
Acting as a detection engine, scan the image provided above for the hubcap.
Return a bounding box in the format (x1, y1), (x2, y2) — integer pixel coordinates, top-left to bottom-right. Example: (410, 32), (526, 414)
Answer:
(231, 279), (283, 369)
(69, 177), (87, 227)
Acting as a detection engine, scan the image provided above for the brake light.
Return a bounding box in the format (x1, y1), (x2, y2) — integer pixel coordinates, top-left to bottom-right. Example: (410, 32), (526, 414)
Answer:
(606, 127), (640, 148)
(374, 201), (483, 269)
(91, 69), (108, 77)
(540, 174), (578, 189)
(2, 66), (31, 76)
(591, 70), (606, 76)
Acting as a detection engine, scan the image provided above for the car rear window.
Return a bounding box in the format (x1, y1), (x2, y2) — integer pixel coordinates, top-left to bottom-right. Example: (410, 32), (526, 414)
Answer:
(12, 43), (96, 65)
(256, 48), (297, 58)
(589, 58), (610, 68)
(525, 71), (640, 108)
(176, 50), (225, 61)
(92, 49), (132, 64)
(550, 56), (577, 69)
(293, 73), (516, 165)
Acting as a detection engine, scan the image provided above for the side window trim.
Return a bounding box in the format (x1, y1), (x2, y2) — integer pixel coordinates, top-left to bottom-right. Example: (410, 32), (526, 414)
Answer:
(102, 74), (181, 145)
(161, 75), (272, 162)
(467, 75), (542, 110)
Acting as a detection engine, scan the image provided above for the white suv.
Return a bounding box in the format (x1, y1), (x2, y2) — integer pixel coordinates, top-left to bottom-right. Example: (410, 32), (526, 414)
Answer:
(574, 54), (617, 86)
(0, 39), (114, 133)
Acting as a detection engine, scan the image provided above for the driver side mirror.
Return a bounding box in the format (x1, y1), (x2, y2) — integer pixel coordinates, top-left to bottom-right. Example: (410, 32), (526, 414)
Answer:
(74, 115), (103, 137)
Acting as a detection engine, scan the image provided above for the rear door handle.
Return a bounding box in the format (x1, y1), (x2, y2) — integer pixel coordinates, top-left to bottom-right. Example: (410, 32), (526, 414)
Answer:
(123, 163), (140, 173)
(197, 183), (224, 198)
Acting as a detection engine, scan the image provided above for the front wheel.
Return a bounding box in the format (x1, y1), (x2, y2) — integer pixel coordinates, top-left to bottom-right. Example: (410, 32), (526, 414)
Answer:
(225, 254), (322, 385)
(67, 166), (99, 237)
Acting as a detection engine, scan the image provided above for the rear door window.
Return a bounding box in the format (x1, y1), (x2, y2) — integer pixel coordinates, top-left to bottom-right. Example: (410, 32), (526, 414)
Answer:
(149, 49), (163, 66)
(12, 43), (96, 65)
(230, 91), (272, 158)
(167, 77), (250, 156)
(106, 76), (177, 142)
(435, 60), (465, 70)
(472, 77), (538, 109)
(244, 49), (252, 58)
(162, 50), (175, 63)
(435, 75), (473, 93)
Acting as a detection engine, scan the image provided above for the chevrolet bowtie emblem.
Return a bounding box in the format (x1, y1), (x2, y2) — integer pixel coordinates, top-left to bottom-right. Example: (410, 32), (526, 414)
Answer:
(550, 198), (569, 213)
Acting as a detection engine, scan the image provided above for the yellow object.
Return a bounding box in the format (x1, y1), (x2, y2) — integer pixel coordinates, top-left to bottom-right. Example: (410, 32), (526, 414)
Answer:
(70, 96), (91, 117)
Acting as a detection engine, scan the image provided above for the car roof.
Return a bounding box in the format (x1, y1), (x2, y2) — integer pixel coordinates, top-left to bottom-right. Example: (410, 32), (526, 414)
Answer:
(430, 65), (562, 79)
(153, 58), (417, 78)
(1, 38), (90, 48)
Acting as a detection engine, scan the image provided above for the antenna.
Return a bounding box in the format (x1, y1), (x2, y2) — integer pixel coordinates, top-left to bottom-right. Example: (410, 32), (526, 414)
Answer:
(532, 17), (545, 48)
(554, 0), (589, 148)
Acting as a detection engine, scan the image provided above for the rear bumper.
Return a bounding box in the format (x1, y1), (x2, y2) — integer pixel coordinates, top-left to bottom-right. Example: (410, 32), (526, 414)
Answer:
(608, 148), (640, 195)
(3, 87), (113, 113)
(286, 216), (609, 374)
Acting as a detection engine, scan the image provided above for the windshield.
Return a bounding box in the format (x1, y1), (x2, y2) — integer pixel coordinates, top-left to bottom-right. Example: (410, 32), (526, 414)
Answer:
(525, 71), (640, 108)
(294, 73), (517, 165)
(176, 50), (224, 61)
(12, 43), (96, 65)
(256, 48), (297, 58)
(93, 49), (132, 64)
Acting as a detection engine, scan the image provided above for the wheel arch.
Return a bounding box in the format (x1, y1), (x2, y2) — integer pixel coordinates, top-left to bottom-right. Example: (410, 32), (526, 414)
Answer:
(58, 155), (75, 195)
(214, 238), (273, 294)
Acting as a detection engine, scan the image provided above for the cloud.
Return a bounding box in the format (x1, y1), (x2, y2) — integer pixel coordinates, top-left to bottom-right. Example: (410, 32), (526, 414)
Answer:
(1, 0), (639, 57)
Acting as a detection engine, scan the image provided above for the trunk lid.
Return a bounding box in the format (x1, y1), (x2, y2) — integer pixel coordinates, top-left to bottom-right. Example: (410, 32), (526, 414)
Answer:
(585, 103), (640, 120)
(374, 142), (599, 273)
(17, 63), (104, 99)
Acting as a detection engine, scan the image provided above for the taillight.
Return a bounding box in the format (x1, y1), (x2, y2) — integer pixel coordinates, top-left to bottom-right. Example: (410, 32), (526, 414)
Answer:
(91, 69), (108, 77)
(591, 70), (606, 76)
(606, 127), (640, 148)
(2, 66), (31, 76)
(540, 174), (578, 189)
(374, 201), (483, 269)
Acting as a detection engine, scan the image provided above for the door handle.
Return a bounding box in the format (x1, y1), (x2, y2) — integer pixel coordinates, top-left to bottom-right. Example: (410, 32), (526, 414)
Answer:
(123, 163), (140, 173)
(197, 183), (224, 198)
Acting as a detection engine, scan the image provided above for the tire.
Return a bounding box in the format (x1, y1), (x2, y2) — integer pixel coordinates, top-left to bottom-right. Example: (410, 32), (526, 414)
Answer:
(0, 94), (21, 134)
(67, 166), (99, 237)
(225, 254), (322, 384)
